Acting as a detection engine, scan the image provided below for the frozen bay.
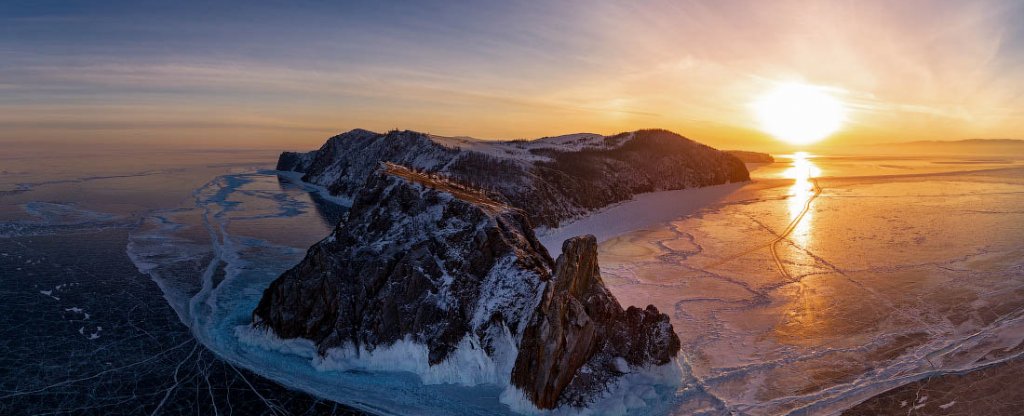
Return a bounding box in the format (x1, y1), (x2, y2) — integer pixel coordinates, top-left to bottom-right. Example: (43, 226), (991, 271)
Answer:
(3, 146), (1023, 415)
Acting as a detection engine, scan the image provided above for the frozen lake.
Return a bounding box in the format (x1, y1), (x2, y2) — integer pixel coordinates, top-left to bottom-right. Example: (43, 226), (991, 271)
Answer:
(2, 146), (1023, 415)
(600, 154), (1024, 414)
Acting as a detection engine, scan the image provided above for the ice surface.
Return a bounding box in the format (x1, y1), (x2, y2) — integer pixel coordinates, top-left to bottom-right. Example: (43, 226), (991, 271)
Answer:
(122, 154), (1024, 415)
(0, 147), (354, 415)
(598, 156), (1024, 414)
(8, 146), (1023, 415)
(0, 202), (128, 237)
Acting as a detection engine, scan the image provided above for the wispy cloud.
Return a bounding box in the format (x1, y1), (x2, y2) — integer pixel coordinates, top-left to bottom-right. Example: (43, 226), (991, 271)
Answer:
(2, 0), (1022, 147)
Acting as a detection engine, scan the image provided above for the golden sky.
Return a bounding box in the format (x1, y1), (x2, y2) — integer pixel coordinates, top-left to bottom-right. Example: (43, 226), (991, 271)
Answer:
(2, 1), (1022, 151)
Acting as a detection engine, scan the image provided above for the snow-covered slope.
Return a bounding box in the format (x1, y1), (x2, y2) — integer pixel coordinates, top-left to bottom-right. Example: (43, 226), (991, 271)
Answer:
(278, 128), (749, 228)
(252, 163), (681, 411)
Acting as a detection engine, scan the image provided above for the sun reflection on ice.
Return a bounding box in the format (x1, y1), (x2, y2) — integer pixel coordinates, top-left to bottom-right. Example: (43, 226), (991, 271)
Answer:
(774, 152), (827, 344)
(784, 152), (821, 248)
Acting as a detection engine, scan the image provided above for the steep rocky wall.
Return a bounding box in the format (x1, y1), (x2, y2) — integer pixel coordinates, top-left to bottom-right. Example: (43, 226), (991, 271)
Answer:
(252, 164), (681, 410)
(253, 164), (551, 364)
(511, 236), (680, 409)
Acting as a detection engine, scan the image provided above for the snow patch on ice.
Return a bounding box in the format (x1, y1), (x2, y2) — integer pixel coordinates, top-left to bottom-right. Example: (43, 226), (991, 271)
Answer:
(65, 307), (90, 320)
(79, 325), (102, 340)
(537, 182), (742, 255)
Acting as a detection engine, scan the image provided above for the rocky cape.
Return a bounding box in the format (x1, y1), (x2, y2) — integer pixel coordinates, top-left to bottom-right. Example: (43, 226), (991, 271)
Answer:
(253, 163), (681, 411)
(724, 150), (775, 163)
(277, 128), (749, 228)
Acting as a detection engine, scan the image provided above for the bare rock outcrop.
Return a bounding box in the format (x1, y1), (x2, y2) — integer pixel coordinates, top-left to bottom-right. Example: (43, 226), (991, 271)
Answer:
(511, 235), (680, 409)
(252, 163), (681, 410)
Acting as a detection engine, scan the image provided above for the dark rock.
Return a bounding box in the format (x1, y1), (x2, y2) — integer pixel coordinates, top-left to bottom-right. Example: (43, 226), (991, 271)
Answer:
(725, 150), (775, 163)
(511, 236), (680, 409)
(254, 163), (553, 364)
(276, 151), (316, 171)
(253, 164), (681, 410)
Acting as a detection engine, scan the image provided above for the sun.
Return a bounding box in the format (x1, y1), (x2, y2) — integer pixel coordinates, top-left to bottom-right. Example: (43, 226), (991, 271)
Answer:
(752, 82), (847, 146)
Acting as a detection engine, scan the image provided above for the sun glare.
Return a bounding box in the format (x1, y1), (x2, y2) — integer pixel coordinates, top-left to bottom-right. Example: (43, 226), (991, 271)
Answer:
(753, 82), (847, 145)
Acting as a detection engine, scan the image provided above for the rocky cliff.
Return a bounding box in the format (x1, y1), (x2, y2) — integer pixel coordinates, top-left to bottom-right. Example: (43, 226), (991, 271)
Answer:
(511, 235), (680, 409)
(277, 128), (749, 228)
(253, 163), (551, 366)
(725, 150), (775, 163)
(276, 149), (316, 172)
(252, 163), (680, 410)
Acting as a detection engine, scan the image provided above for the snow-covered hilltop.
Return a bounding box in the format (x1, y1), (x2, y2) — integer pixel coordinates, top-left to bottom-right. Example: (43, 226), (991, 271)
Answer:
(253, 164), (681, 412)
(277, 128), (749, 228)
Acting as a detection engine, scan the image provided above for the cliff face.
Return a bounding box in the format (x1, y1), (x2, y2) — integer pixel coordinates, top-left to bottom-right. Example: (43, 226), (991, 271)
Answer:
(254, 163), (551, 365)
(275, 150), (316, 172)
(725, 150), (775, 163)
(511, 236), (680, 409)
(277, 128), (748, 228)
(252, 163), (680, 410)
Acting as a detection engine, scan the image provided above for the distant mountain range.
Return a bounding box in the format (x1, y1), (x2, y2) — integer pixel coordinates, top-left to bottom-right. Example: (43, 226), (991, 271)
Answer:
(842, 138), (1024, 156)
(724, 150), (775, 163)
(897, 138), (1024, 146)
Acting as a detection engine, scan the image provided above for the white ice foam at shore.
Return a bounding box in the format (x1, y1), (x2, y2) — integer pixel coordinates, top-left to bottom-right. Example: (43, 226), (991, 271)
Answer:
(237, 327), (514, 387)
(317, 334), (508, 387)
(499, 359), (684, 416)
(274, 170), (353, 206)
(234, 325), (317, 359)
(238, 325), (686, 415)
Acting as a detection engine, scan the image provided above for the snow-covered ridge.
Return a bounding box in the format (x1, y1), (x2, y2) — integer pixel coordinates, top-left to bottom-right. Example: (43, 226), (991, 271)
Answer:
(278, 128), (749, 228)
(426, 132), (611, 162)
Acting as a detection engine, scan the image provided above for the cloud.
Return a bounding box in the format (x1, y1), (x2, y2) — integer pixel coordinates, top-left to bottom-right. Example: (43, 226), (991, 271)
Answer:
(2, 0), (1023, 147)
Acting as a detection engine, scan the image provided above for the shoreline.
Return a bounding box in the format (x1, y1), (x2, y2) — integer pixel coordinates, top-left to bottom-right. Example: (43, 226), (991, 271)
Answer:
(536, 181), (746, 255)
(843, 356), (1024, 415)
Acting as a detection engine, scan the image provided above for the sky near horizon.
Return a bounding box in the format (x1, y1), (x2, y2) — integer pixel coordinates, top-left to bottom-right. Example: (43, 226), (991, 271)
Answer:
(3, 0), (1023, 151)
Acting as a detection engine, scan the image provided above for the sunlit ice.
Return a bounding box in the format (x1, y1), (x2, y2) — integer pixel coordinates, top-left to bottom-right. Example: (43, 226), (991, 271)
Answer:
(783, 152), (821, 248)
(753, 82), (847, 146)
